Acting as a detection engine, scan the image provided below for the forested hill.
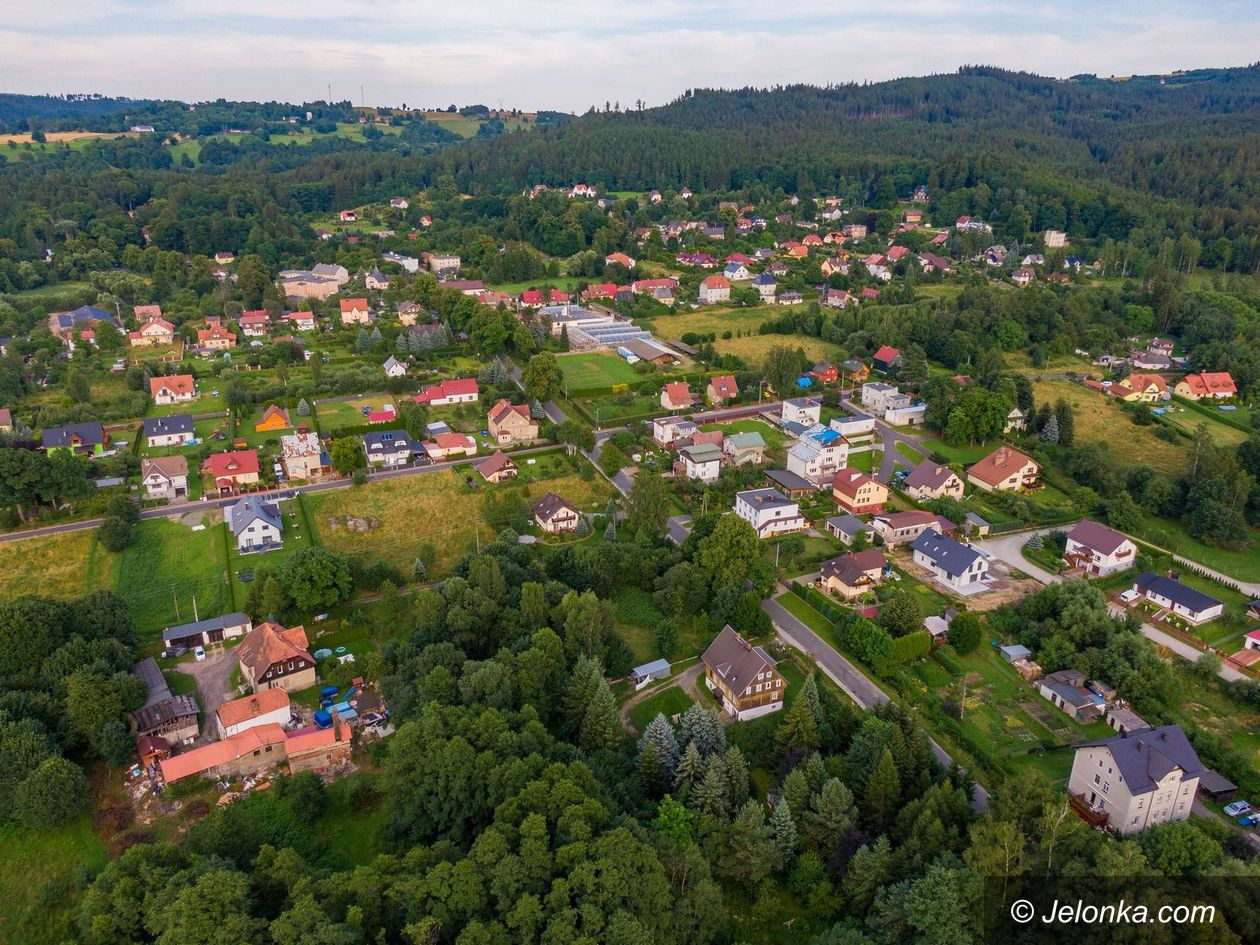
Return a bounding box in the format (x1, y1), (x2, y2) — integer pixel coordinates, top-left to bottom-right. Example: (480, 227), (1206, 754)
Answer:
(0, 93), (154, 128)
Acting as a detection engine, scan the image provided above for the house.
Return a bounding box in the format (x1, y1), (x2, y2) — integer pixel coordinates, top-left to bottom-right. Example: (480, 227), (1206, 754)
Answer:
(725, 432), (767, 466)
(1004, 407), (1027, 432)
(363, 430), (419, 468)
(872, 345), (902, 373)
(820, 288), (852, 309)
(424, 432), (477, 460)
(1039, 669), (1104, 722)
(698, 275), (731, 304)
(429, 252), (461, 275)
(227, 496), (283, 554)
(966, 447), (1040, 492)
(285, 718), (353, 775)
(1067, 725), (1203, 834)
(1130, 350), (1172, 371)
(1011, 267), (1036, 287)
(723, 261), (752, 281)
(832, 468), (888, 514)
(825, 514), (875, 546)
(280, 432), (328, 480)
(365, 268), (391, 291)
(901, 209), (924, 224)
(763, 469), (816, 501)
(476, 450), (518, 483)
(42, 421), (107, 457)
(917, 253), (952, 274)
(675, 443), (724, 482)
(1174, 372), (1237, 400)
(912, 185), (929, 204)
(661, 382), (695, 411)
(788, 438), (849, 488)
(533, 492), (581, 534)
(197, 327), (236, 350)
(339, 210), (358, 222)
(811, 362), (839, 385)
(145, 376), (195, 410)
(734, 488), (806, 537)
(216, 688), (291, 738)
(141, 456), (189, 501)
(702, 625), (786, 721)
(1115, 374), (1168, 403)
(1064, 520), (1137, 576)
(383, 252), (421, 273)
(860, 382), (901, 414)
(413, 377), (479, 405)
(604, 252), (636, 269)
(238, 311), (271, 336)
(159, 724), (288, 784)
(285, 311), (318, 332)
(143, 414), (195, 448)
(383, 356), (408, 378)
(652, 416), (697, 447)
(162, 612), (251, 652)
(485, 399), (537, 446)
(839, 360), (870, 385)
(128, 318), (176, 347)
(911, 529), (990, 591)
(777, 291), (803, 305)
(238, 621), (315, 692)
(338, 298), (370, 326)
(781, 398), (821, 426)
(1131, 572), (1224, 625)
(0, 408), (11, 434)
(706, 374), (738, 405)
(873, 510), (955, 548)
(389, 197), (410, 210)
(1044, 229), (1068, 248)
(202, 450), (261, 495)
(131, 658), (200, 746)
(903, 461), (965, 501)
(751, 273), (777, 301)
(819, 549), (888, 600)
(821, 256), (849, 277)
(47, 304), (120, 338)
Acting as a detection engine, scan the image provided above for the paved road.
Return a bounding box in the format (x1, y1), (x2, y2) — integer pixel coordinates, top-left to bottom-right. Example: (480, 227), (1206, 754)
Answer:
(764, 592), (990, 812)
(840, 395), (929, 482)
(0, 443), (563, 545)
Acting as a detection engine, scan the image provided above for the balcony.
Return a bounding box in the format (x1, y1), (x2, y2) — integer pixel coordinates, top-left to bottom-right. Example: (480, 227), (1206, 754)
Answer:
(1069, 792), (1111, 830)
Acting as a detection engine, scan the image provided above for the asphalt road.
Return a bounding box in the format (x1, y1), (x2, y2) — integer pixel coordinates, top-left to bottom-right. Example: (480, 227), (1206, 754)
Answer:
(839, 394), (929, 482)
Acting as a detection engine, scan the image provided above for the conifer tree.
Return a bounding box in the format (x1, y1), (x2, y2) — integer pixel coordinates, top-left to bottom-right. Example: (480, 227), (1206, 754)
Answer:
(776, 696), (821, 754)
(721, 745), (750, 811)
(691, 764), (730, 819)
(578, 680), (620, 752)
(677, 702), (726, 758)
(674, 741), (705, 792)
(637, 713), (681, 776)
(862, 748), (901, 833)
(720, 800), (775, 883)
(769, 799), (798, 868)
(803, 778), (857, 852)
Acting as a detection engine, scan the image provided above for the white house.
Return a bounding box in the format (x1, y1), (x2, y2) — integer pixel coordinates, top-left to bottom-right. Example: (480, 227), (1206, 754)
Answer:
(1131, 572), (1223, 625)
(829, 413), (877, 441)
(786, 438), (849, 488)
(226, 497), (283, 554)
(652, 416), (697, 447)
(1067, 726), (1203, 835)
(781, 398), (821, 426)
(383, 356), (408, 378)
(1063, 520), (1137, 577)
(676, 443), (723, 483)
(910, 529), (989, 591)
(734, 489), (806, 538)
(383, 252), (420, 273)
(215, 688), (291, 738)
(860, 382), (901, 414)
(363, 430), (419, 468)
(142, 414), (194, 448)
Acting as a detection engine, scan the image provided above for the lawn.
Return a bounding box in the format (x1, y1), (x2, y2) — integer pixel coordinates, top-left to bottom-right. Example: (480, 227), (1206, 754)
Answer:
(1158, 401), (1249, 448)
(848, 449), (876, 473)
(315, 394), (398, 433)
(9, 280), (92, 298)
(628, 682), (695, 731)
(0, 530), (113, 599)
(637, 304), (776, 339)
(148, 389), (229, 418)
(113, 515), (234, 641)
(0, 816), (108, 945)
(920, 439), (994, 465)
(227, 497), (317, 602)
(556, 352), (643, 392)
(576, 391), (663, 426)
(309, 772), (390, 869)
(895, 441), (925, 465)
(775, 591), (834, 634)
(1128, 511), (1260, 582)
(308, 467), (612, 576)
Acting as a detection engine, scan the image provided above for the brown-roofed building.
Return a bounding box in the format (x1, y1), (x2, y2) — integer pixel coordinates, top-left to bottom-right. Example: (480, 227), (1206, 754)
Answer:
(533, 492), (581, 534)
(706, 374), (738, 405)
(832, 467), (888, 514)
(286, 717), (352, 775)
(660, 382), (695, 411)
(197, 326), (236, 350)
(966, 446), (1040, 493)
(871, 510), (955, 547)
(141, 455), (189, 501)
(237, 622), (316, 693)
(476, 450), (518, 483)
(702, 625), (786, 721)
(487, 399), (539, 446)
(149, 374), (197, 405)
(0, 407), (12, 433)
(216, 688), (291, 738)
(902, 461), (964, 501)
(819, 550), (888, 600)
(1063, 520), (1137, 577)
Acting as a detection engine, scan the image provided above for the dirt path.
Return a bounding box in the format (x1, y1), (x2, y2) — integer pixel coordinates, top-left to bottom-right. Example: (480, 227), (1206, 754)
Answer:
(619, 663), (703, 733)
(174, 648), (240, 742)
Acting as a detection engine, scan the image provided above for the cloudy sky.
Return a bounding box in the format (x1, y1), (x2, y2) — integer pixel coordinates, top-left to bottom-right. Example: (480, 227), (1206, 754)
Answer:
(3, 1), (1257, 111)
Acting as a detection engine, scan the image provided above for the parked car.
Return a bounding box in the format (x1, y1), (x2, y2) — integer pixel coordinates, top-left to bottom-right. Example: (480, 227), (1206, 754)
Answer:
(1224, 800), (1252, 817)
(194, 646), (206, 662)
(164, 644), (188, 659)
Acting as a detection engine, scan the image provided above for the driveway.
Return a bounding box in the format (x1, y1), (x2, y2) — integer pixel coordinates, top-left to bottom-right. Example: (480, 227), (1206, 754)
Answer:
(619, 663), (703, 732)
(839, 395), (930, 482)
(173, 648), (240, 741)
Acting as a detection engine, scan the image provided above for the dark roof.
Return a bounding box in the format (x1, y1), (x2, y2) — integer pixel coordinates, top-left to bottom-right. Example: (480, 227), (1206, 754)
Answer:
(142, 414), (194, 439)
(1080, 725), (1204, 794)
(42, 421), (104, 448)
(903, 461), (959, 491)
(764, 468), (815, 492)
(131, 694), (199, 734)
(826, 513), (871, 536)
(163, 612), (249, 644)
(702, 625), (776, 691)
(1067, 520), (1130, 556)
(910, 528), (982, 577)
(737, 487), (796, 510)
(133, 658), (171, 708)
(533, 491), (577, 521)
(820, 550), (887, 586)
(476, 450), (515, 478)
(226, 496), (281, 536)
(1133, 572), (1222, 613)
(363, 429), (416, 454)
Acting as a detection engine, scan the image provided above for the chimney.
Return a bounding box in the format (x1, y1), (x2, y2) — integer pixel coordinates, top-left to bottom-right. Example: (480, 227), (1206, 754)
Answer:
(332, 707), (343, 742)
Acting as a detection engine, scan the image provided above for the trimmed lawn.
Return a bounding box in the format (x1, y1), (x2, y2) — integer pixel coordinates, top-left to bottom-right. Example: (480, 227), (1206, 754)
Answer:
(637, 304), (777, 339)
(316, 394), (397, 434)
(576, 390), (663, 425)
(113, 515), (234, 640)
(895, 441), (924, 465)
(1129, 511), (1260, 582)
(148, 389), (228, 417)
(0, 816), (108, 945)
(628, 683), (695, 731)
(0, 530), (113, 599)
(227, 498), (316, 602)
(557, 352), (643, 391)
(1159, 403), (1248, 448)
(775, 591), (834, 634)
(848, 449), (876, 473)
(921, 439), (993, 465)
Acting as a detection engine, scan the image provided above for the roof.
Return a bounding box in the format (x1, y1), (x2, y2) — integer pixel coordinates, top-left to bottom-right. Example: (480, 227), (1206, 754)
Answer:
(708, 374), (738, 397)
(162, 611), (249, 644)
(680, 443), (724, 464)
(910, 528), (983, 577)
(286, 724), (345, 755)
(764, 469), (815, 492)
(533, 491), (578, 521)
(1001, 644), (1032, 659)
(142, 414), (194, 439)
(820, 550), (887, 586)
(1133, 572), (1222, 613)
(488, 399), (530, 425)
(1179, 371), (1236, 397)
(281, 431), (323, 458)
(1123, 373), (1167, 392)
(133, 657), (171, 708)
(903, 461), (959, 491)
(431, 431), (474, 450)
(726, 432), (766, 450)
(237, 622), (311, 676)
(159, 723), (288, 783)
(258, 404), (290, 427)
(662, 381), (693, 405)
(142, 455), (188, 480)
(226, 496), (281, 536)
(632, 658), (671, 677)
(149, 374), (195, 398)
(875, 509), (947, 530)
(1067, 520), (1130, 556)
(364, 429), (416, 453)
(202, 450), (259, 478)
(131, 693), (199, 733)
(702, 625), (777, 693)
(966, 447), (1037, 486)
(737, 487), (796, 510)
(700, 274), (730, 289)
(42, 421), (104, 448)
(476, 450), (516, 478)
(826, 513), (871, 536)
(1080, 725), (1204, 794)
(216, 688), (290, 729)
(873, 344), (901, 363)
(414, 377), (478, 402)
(832, 467), (878, 499)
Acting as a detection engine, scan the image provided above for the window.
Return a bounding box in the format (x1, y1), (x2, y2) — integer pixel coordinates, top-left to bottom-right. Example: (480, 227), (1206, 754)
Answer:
(1102, 782), (1110, 794)
(776, 679), (782, 687)
(1093, 774), (1100, 785)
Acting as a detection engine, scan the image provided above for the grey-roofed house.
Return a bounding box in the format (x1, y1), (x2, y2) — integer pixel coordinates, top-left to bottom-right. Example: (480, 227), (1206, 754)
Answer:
(533, 492), (581, 534)
(363, 429), (418, 468)
(910, 529), (989, 592)
(724, 431), (767, 466)
(702, 624), (786, 721)
(763, 468), (816, 500)
(142, 413), (195, 448)
(1067, 725), (1203, 834)
(825, 514), (875, 545)
(1131, 572), (1223, 624)
(734, 487), (806, 537)
(42, 421), (107, 456)
(226, 496), (283, 554)
(163, 612), (252, 650)
(130, 658), (199, 745)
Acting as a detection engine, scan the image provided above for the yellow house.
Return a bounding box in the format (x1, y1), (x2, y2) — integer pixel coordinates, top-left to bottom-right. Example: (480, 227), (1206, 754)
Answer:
(255, 404), (291, 432)
(1115, 374), (1167, 403)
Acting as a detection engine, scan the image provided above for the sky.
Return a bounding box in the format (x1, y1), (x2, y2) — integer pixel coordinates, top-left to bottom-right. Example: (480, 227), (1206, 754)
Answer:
(2, 1), (1257, 112)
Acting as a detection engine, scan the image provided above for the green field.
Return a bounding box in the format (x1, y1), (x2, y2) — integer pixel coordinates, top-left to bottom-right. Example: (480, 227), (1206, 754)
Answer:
(0, 816), (108, 945)
(148, 389), (229, 418)
(557, 352), (643, 391)
(315, 394), (398, 433)
(9, 280), (92, 299)
(0, 530), (113, 600)
(920, 438), (994, 465)
(113, 516), (234, 641)
(628, 682), (694, 731)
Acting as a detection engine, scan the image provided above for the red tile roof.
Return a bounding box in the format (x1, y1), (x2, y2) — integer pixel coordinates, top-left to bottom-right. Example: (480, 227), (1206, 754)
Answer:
(216, 688), (290, 729)
(1179, 371), (1236, 397)
(237, 622), (311, 680)
(202, 450), (260, 478)
(159, 723), (287, 783)
(149, 374), (195, 398)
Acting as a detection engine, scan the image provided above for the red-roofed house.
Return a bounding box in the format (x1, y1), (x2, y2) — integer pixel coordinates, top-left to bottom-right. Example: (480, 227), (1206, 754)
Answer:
(339, 298), (371, 326)
(873, 345), (902, 372)
(1174, 372), (1237, 401)
(604, 252), (636, 269)
(698, 275), (731, 304)
(706, 374), (738, 405)
(159, 723), (288, 784)
(129, 318), (176, 347)
(832, 468), (889, 514)
(582, 283), (618, 301)
(238, 311), (272, 336)
(202, 450), (261, 494)
(216, 688), (291, 738)
(197, 326), (236, 350)
(424, 432), (477, 459)
(413, 377), (479, 405)
(661, 382), (695, 411)
(150, 374), (198, 405)
(238, 622), (315, 692)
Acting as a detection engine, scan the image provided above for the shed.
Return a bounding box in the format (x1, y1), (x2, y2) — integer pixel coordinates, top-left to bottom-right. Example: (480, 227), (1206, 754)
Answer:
(629, 658), (672, 691)
(1197, 769), (1238, 803)
(1000, 643), (1032, 663)
(923, 615), (950, 642)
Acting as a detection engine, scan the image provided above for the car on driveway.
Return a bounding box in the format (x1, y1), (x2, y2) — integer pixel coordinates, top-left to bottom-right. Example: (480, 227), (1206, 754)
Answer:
(194, 645), (207, 662)
(1224, 800), (1252, 817)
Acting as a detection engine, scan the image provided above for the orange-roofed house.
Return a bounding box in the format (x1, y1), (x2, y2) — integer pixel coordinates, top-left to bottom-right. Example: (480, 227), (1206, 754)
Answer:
(197, 326), (236, 350)
(238, 622), (316, 693)
(216, 688), (291, 738)
(706, 374), (738, 405)
(487, 399), (538, 446)
(413, 377), (479, 406)
(423, 431), (477, 460)
(133, 304), (164, 321)
(339, 298), (371, 326)
(604, 252), (636, 269)
(1115, 374), (1168, 403)
(149, 374), (198, 406)
(1174, 372), (1237, 401)
(159, 723), (288, 784)
(238, 311), (272, 337)
(286, 718), (352, 775)
(255, 404), (291, 432)
(698, 274), (731, 304)
(966, 446), (1040, 493)
(129, 317), (176, 347)
(661, 382), (695, 411)
(202, 450), (260, 495)
(832, 468), (889, 514)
